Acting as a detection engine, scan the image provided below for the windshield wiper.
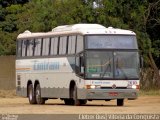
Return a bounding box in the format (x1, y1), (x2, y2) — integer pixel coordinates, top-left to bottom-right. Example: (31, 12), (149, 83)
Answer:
(101, 64), (111, 78)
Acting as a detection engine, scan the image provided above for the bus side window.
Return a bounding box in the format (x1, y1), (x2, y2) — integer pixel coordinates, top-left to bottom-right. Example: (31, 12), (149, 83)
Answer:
(34, 38), (42, 56)
(27, 39), (34, 57)
(76, 35), (84, 53)
(50, 37), (58, 55)
(22, 40), (26, 57)
(68, 36), (76, 55)
(42, 38), (50, 56)
(17, 40), (22, 57)
(59, 36), (67, 55)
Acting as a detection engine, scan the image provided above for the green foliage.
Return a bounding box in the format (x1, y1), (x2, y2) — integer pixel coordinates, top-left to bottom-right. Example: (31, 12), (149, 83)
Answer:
(0, 31), (16, 55)
(0, 0), (159, 70)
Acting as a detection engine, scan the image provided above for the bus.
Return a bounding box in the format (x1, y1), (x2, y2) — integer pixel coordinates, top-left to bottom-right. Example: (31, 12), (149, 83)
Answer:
(16, 24), (140, 106)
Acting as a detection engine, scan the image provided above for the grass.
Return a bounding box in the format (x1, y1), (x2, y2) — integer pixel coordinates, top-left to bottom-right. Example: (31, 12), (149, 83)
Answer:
(139, 89), (160, 96)
(0, 90), (16, 98)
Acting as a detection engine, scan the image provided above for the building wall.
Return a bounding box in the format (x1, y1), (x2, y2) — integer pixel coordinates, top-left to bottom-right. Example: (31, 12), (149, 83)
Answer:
(0, 56), (15, 90)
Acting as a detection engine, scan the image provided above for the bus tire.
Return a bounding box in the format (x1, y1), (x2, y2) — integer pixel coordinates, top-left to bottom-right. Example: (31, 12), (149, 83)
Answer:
(80, 100), (87, 105)
(35, 84), (45, 104)
(117, 99), (124, 106)
(72, 85), (80, 106)
(28, 84), (37, 104)
(64, 99), (73, 105)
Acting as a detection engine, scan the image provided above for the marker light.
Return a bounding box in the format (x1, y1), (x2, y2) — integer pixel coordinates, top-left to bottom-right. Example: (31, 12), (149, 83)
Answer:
(85, 85), (101, 89)
(132, 85), (137, 89)
(131, 85), (140, 90)
(127, 84), (140, 90)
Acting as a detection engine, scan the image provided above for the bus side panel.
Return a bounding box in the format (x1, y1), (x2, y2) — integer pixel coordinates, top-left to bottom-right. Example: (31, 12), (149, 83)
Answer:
(30, 57), (77, 99)
(16, 60), (34, 97)
(16, 62), (28, 97)
(16, 57), (85, 99)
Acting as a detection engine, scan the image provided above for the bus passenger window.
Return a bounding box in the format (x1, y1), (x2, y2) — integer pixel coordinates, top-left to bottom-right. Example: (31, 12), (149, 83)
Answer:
(17, 40), (22, 57)
(27, 39), (34, 57)
(34, 38), (42, 56)
(50, 37), (58, 55)
(42, 38), (50, 56)
(22, 40), (26, 57)
(59, 37), (67, 55)
(76, 35), (84, 53)
(68, 36), (76, 54)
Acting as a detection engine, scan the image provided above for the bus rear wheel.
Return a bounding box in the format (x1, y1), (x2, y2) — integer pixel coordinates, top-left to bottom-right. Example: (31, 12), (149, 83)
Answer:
(28, 84), (36, 104)
(35, 84), (45, 104)
(117, 99), (124, 106)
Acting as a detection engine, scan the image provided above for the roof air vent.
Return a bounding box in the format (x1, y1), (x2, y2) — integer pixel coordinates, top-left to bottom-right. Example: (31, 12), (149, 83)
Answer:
(23, 30), (31, 34)
(108, 27), (113, 29)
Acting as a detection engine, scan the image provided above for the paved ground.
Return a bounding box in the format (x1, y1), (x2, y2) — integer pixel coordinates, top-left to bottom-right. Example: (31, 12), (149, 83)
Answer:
(0, 96), (160, 114)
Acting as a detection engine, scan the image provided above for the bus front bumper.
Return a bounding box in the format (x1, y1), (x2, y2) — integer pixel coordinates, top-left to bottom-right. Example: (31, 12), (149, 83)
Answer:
(77, 89), (138, 100)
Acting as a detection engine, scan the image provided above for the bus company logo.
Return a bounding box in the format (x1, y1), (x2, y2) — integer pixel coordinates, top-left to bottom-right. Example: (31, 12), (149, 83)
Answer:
(33, 62), (60, 71)
(112, 84), (116, 89)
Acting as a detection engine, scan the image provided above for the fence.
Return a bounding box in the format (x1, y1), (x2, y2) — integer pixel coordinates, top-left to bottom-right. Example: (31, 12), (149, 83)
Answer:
(0, 56), (15, 90)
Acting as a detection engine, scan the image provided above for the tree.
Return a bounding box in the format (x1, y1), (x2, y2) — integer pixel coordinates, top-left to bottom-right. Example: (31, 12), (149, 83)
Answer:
(0, 0), (159, 89)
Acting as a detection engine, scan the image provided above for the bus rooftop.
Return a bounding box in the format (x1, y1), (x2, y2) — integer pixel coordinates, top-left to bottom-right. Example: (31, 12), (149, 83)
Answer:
(17, 24), (135, 39)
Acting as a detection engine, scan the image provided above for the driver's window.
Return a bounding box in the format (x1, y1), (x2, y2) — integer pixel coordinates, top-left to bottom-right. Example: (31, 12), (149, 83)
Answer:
(76, 53), (84, 77)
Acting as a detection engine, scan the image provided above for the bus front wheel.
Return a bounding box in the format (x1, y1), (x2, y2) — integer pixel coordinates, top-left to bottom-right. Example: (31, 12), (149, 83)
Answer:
(64, 99), (73, 105)
(80, 100), (87, 105)
(72, 85), (80, 106)
(35, 84), (45, 104)
(28, 84), (36, 104)
(117, 99), (124, 106)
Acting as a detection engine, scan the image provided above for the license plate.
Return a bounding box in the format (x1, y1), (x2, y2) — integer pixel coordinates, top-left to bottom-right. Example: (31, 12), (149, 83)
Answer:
(109, 92), (118, 96)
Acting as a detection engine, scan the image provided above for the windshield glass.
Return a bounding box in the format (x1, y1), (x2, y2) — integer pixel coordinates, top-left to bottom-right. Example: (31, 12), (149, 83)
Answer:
(86, 51), (139, 79)
(114, 52), (139, 79)
(86, 51), (114, 78)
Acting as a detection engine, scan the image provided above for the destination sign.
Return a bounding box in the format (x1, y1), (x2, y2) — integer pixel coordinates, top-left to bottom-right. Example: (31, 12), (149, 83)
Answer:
(86, 35), (138, 49)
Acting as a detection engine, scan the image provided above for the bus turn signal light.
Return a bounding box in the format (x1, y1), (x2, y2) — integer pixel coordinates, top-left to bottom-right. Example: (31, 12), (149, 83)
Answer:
(85, 85), (101, 89)
(131, 85), (140, 90)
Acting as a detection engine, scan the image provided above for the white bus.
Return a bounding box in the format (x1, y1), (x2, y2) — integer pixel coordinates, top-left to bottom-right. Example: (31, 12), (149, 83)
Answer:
(16, 24), (140, 106)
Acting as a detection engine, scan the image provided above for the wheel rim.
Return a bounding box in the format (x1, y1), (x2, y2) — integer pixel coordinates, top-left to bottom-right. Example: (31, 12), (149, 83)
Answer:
(73, 89), (76, 100)
(29, 88), (32, 101)
(36, 88), (41, 103)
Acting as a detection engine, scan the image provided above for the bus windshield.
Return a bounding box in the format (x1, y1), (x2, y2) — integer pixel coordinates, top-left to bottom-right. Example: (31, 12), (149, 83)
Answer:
(86, 51), (139, 79)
